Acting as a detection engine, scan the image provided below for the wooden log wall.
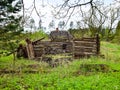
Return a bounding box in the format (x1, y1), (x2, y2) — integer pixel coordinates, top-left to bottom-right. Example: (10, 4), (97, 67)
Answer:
(32, 41), (73, 58)
(33, 45), (44, 57)
(73, 34), (100, 58)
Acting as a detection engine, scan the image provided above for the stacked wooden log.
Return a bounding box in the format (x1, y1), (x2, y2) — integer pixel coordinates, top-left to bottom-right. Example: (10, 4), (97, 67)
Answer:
(33, 41), (73, 56)
(73, 34), (100, 58)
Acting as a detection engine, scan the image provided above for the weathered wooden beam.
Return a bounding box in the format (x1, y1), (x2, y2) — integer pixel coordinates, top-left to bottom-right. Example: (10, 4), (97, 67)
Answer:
(74, 48), (96, 52)
(74, 51), (95, 55)
(32, 37), (45, 45)
(96, 34), (100, 55)
(33, 45), (44, 48)
(74, 41), (96, 44)
(74, 46), (95, 49)
(74, 38), (96, 42)
(26, 39), (35, 59)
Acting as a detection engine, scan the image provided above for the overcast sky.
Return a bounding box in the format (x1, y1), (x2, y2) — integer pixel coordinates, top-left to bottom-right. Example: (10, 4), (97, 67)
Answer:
(23, 0), (114, 32)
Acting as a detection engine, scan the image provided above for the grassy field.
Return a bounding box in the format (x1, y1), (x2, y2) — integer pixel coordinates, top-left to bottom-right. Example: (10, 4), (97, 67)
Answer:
(0, 41), (120, 90)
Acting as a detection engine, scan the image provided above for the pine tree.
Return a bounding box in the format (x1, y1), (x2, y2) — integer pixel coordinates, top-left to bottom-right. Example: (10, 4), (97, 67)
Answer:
(0, 0), (23, 57)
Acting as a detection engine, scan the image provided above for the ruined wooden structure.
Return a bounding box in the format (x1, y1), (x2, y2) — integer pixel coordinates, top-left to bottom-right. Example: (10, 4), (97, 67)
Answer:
(73, 34), (100, 58)
(17, 29), (100, 59)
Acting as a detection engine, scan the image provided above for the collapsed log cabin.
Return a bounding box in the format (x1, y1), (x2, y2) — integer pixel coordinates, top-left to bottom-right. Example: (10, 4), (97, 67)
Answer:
(17, 28), (100, 59)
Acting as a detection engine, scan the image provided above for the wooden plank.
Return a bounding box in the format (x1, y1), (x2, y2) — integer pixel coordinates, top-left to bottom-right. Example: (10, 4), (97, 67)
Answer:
(37, 41), (51, 45)
(34, 49), (44, 51)
(74, 48), (92, 51)
(74, 38), (96, 42)
(33, 45), (44, 48)
(74, 38), (95, 40)
(74, 52), (96, 55)
(76, 44), (96, 47)
(82, 38), (96, 41)
(96, 34), (100, 55)
(74, 41), (96, 45)
(34, 51), (44, 57)
(26, 43), (35, 59)
(74, 46), (95, 49)
(74, 41), (96, 47)
(74, 48), (96, 52)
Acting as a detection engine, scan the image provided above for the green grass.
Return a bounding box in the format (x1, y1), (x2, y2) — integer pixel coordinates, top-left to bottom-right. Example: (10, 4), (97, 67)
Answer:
(0, 41), (120, 90)
(28, 30), (48, 40)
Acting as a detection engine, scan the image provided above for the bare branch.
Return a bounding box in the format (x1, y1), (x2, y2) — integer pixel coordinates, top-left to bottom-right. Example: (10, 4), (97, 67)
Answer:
(33, 0), (41, 18)
(68, 0), (93, 8)
(63, 7), (75, 29)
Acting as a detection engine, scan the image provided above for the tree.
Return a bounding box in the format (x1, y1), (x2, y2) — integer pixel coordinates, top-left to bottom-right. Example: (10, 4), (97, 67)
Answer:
(114, 21), (120, 43)
(78, 2), (107, 37)
(24, 17), (36, 32)
(116, 21), (120, 34)
(76, 21), (81, 29)
(69, 21), (74, 29)
(0, 0), (23, 38)
(53, 0), (104, 23)
(38, 19), (42, 29)
(58, 21), (65, 29)
(29, 18), (35, 31)
(0, 0), (23, 58)
(49, 20), (55, 29)
(106, 5), (120, 34)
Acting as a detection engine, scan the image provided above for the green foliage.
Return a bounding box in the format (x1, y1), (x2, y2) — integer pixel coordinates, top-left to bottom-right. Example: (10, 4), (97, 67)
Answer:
(99, 28), (115, 41)
(113, 21), (120, 43)
(68, 28), (90, 38)
(0, 30), (48, 56)
(0, 0), (23, 57)
(68, 28), (116, 41)
(28, 30), (48, 40)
